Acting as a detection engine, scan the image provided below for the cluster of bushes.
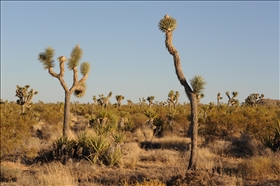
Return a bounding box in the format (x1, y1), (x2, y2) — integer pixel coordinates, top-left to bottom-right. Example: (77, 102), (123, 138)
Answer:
(1, 100), (280, 164)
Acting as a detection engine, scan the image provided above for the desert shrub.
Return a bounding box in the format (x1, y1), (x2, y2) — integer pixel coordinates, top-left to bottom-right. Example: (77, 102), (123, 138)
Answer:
(262, 119), (280, 152)
(225, 133), (267, 158)
(121, 142), (141, 168)
(1, 109), (37, 159)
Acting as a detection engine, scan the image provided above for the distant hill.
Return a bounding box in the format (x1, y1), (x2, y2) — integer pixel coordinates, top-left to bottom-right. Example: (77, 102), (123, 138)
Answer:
(258, 98), (280, 106)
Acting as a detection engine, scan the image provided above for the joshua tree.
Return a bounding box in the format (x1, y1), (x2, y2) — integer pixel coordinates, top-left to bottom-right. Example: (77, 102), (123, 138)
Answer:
(158, 15), (206, 170)
(139, 97), (146, 108)
(127, 99), (133, 108)
(226, 91), (238, 107)
(167, 90), (180, 109)
(38, 44), (90, 138)
(0, 99), (8, 112)
(146, 96), (155, 108)
(217, 92), (223, 105)
(115, 95), (125, 108)
(15, 85), (38, 114)
(91, 95), (97, 116)
(196, 92), (205, 103)
(97, 91), (112, 108)
(245, 93), (264, 108)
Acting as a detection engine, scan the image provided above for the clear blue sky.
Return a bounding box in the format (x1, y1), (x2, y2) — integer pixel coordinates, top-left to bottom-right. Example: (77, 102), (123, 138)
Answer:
(1, 1), (279, 105)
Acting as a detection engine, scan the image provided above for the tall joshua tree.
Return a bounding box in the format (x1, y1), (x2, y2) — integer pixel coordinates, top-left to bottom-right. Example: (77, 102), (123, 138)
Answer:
(115, 95), (125, 108)
(158, 15), (206, 170)
(15, 85), (38, 114)
(38, 44), (90, 138)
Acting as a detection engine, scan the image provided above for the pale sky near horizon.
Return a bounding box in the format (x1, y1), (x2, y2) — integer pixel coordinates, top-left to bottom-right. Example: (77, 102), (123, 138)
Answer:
(1, 1), (279, 105)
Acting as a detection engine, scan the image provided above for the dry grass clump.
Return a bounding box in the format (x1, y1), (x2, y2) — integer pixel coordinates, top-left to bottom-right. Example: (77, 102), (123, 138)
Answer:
(18, 162), (78, 186)
(0, 161), (27, 182)
(239, 153), (280, 179)
(207, 139), (231, 156)
(197, 147), (217, 171)
(166, 169), (238, 186)
(134, 127), (154, 142)
(139, 149), (179, 165)
(121, 142), (142, 168)
(139, 135), (191, 151)
(126, 179), (166, 186)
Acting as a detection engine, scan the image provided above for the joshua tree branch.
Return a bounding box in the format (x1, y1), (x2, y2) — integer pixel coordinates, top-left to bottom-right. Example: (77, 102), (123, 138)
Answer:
(165, 32), (193, 96)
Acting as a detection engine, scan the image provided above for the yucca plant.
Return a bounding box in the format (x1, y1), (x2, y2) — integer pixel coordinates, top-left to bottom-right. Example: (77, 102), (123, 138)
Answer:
(38, 45), (90, 138)
(262, 120), (280, 152)
(144, 109), (158, 127)
(152, 117), (166, 138)
(104, 146), (123, 166)
(111, 131), (126, 145)
(86, 136), (110, 164)
(53, 136), (76, 158)
(158, 14), (206, 170)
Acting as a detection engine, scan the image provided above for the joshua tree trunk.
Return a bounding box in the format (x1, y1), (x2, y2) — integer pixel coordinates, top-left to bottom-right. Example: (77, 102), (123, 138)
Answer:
(164, 29), (198, 170)
(63, 91), (71, 138)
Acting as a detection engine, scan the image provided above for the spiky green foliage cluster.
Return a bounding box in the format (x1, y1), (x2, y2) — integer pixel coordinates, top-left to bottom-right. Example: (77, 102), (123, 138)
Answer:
(144, 109), (157, 119)
(74, 83), (87, 98)
(68, 45), (83, 70)
(158, 15), (177, 32)
(190, 75), (206, 94)
(38, 47), (55, 69)
(147, 96), (155, 102)
(80, 62), (90, 76)
(115, 95), (124, 101)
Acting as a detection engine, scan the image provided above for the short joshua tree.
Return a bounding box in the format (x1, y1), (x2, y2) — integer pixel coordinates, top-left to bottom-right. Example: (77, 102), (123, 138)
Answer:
(158, 15), (206, 170)
(97, 91), (112, 108)
(146, 96), (155, 108)
(245, 93), (264, 108)
(91, 95), (97, 116)
(115, 95), (125, 108)
(217, 92), (223, 105)
(127, 99), (133, 108)
(38, 44), (90, 138)
(167, 90), (180, 109)
(139, 97), (146, 108)
(226, 91), (238, 107)
(0, 99), (8, 112)
(15, 85), (38, 114)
